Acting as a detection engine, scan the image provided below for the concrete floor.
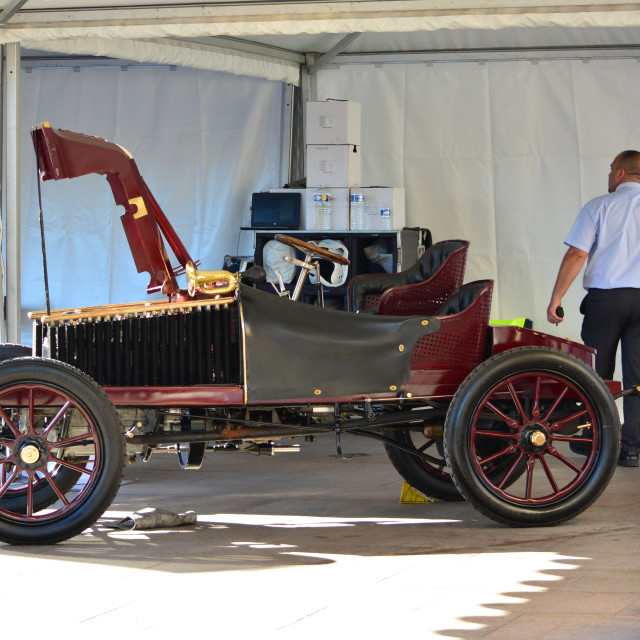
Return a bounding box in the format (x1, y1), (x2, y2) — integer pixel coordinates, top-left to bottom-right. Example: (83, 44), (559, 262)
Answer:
(1, 433), (639, 640)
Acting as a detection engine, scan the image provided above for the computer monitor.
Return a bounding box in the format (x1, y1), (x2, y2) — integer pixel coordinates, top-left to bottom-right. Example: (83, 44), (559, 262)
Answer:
(250, 192), (301, 230)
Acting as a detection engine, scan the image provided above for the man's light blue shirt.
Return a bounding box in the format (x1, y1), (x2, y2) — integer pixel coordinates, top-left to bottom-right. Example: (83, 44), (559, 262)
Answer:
(564, 182), (640, 290)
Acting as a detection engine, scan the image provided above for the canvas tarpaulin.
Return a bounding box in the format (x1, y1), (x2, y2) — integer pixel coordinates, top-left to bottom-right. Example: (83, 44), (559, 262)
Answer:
(19, 66), (285, 342)
(315, 56), (640, 348)
(16, 47), (640, 376)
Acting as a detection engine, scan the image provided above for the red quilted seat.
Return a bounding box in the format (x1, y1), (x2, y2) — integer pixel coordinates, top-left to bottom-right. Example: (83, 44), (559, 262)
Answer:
(410, 280), (494, 370)
(348, 240), (469, 315)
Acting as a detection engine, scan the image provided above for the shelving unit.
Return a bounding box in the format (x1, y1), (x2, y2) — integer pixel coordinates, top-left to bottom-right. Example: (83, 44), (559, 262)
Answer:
(253, 229), (422, 309)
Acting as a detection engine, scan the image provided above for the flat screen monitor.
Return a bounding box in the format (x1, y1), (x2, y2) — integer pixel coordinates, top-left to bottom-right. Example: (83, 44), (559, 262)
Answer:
(250, 192), (301, 230)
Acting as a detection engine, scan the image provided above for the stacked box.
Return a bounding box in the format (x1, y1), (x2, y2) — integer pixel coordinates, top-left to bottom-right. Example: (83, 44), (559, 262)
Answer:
(304, 188), (350, 230)
(352, 187), (406, 231)
(306, 100), (361, 145)
(306, 144), (361, 188)
(269, 187), (350, 231)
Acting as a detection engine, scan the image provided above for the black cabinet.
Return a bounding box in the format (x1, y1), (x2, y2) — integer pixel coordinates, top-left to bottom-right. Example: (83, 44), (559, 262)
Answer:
(254, 229), (422, 309)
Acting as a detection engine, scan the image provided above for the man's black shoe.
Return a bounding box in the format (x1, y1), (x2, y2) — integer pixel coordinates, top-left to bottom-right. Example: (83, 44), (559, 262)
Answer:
(569, 427), (592, 456)
(618, 450), (640, 467)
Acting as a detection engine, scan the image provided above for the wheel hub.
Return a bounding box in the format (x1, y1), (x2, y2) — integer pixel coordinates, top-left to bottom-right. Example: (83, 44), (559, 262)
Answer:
(520, 423), (549, 453)
(14, 436), (49, 470)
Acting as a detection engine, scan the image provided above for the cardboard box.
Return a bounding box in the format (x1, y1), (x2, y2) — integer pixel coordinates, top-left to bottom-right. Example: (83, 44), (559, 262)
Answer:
(352, 187), (406, 231)
(268, 187), (350, 230)
(306, 100), (361, 145)
(304, 188), (350, 230)
(306, 144), (361, 188)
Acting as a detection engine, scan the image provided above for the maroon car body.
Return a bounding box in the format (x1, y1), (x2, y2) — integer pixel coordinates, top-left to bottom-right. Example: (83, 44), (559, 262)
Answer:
(0, 124), (623, 545)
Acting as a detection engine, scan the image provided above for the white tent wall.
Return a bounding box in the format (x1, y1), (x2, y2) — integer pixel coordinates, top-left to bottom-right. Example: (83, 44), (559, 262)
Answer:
(316, 57), (640, 349)
(18, 65), (285, 344)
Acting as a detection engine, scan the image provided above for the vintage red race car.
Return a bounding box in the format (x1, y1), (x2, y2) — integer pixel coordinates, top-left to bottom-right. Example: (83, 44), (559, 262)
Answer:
(0, 123), (627, 545)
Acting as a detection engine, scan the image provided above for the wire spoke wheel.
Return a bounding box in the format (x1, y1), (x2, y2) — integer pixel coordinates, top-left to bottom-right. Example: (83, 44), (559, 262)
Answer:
(0, 358), (125, 544)
(444, 347), (620, 526)
(384, 424), (463, 501)
(384, 415), (525, 502)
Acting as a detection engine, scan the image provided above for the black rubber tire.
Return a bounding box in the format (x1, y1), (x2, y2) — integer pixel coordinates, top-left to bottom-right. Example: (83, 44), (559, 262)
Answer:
(443, 347), (620, 527)
(0, 344), (31, 362)
(384, 421), (524, 502)
(384, 427), (463, 501)
(0, 358), (125, 544)
(0, 350), (83, 513)
(0, 346), (82, 511)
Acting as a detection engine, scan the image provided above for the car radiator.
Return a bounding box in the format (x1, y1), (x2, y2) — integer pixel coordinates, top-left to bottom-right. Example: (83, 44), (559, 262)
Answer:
(31, 300), (240, 387)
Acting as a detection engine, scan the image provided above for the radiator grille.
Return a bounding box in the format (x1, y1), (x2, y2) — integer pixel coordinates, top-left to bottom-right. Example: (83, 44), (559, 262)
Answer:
(33, 304), (240, 386)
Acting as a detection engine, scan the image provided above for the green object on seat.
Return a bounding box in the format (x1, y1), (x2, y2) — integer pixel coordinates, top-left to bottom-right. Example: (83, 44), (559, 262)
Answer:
(490, 318), (533, 329)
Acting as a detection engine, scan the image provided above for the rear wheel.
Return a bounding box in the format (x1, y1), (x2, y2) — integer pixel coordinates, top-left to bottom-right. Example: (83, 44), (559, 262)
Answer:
(444, 347), (620, 526)
(384, 426), (463, 501)
(0, 344), (31, 361)
(385, 418), (524, 502)
(0, 358), (125, 544)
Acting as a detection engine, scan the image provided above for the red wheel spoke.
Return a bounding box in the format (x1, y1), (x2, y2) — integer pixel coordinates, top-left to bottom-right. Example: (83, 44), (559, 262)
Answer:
(27, 389), (36, 435)
(507, 381), (528, 423)
(540, 384), (570, 425)
(50, 455), (92, 476)
(524, 456), (536, 499)
(537, 453), (560, 493)
(547, 446), (583, 473)
(40, 401), (72, 438)
(26, 471), (34, 517)
(485, 401), (520, 430)
(547, 408), (589, 433)
(53, 431), (95, 448)
(475, 430), (518, 440)
(552, 433), (593, 444)
(417, 439), (436, 453)
(0, 467), (20, 499)
(0, 406), (21, 439)
(41, 468), (70, 506)
(0, 457), (12, 484)
(478, 443), (518, 466)
(531, 377), (542, 420)
(497, 451), (526, 490)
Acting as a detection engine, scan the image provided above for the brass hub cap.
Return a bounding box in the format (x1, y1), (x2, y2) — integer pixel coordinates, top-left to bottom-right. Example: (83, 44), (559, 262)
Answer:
(15, 436), (48, 470)
(20, 444), (40, 464)
(520, 424), (549, 453)
(529, 431), (547, 447)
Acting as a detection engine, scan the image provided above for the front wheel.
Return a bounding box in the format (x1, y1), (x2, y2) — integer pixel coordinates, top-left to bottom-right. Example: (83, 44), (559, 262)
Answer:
(0, 358), (125, 544)
(444, 347), (620, 527)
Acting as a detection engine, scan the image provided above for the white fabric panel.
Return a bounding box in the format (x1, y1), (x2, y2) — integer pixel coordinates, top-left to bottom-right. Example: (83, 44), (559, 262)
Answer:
(22, 37), (301, 85)
(19, 66), (283, 343)
(317, 58), (640, 346)
(7, 4), (640, 43)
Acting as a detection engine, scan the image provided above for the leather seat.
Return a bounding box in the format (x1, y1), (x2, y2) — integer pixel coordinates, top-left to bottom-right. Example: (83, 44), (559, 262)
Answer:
(348, 239), (469, 315)
(410, 280), (494, 370)
(436, 279), (491, 316)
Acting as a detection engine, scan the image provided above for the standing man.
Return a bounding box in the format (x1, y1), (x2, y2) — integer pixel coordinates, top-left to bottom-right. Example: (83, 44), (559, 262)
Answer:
(547, 150), (640, 467)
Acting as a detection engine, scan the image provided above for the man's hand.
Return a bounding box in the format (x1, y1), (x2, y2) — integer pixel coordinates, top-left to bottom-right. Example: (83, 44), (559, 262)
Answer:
(547, 302), (564, 324)
(547, 246), (588, 325)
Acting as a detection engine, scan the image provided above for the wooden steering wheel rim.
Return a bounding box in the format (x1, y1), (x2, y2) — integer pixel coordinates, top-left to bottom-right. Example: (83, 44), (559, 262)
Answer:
(275, 234), (350, 265)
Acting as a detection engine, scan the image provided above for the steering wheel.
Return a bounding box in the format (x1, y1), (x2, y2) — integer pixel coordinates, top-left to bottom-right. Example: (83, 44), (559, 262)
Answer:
(275, 234), (350, 265)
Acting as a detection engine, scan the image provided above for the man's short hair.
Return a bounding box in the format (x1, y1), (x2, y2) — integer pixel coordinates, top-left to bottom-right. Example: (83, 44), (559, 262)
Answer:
(617, 150), (640, 175)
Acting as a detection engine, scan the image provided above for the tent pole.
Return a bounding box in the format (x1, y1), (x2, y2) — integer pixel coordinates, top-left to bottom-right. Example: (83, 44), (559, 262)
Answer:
(4, 42), (20, 344)
(280, 83), (294, 186)
(303, 54), (317, 102)
(0, 45), (4, 342)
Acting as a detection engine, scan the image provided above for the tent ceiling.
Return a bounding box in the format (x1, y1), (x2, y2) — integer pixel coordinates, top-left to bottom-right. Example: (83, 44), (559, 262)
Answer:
(4, 1), (640, 82)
